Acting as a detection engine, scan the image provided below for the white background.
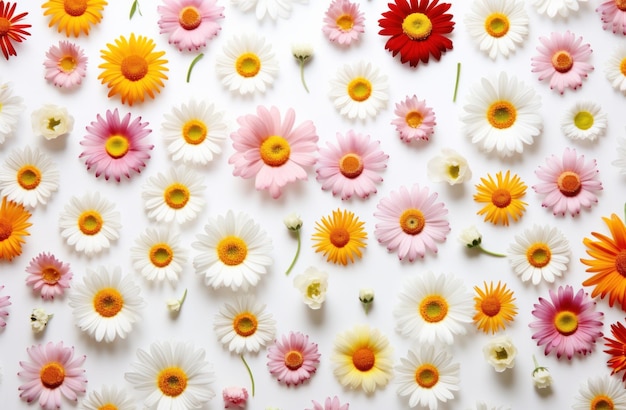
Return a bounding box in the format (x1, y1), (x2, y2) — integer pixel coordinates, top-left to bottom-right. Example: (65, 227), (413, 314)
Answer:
(1, 0), (626, 409)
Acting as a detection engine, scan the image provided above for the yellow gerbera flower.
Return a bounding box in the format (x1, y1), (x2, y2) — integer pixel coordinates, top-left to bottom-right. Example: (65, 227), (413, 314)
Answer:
(473, 281), (517, 334)
(312, 208), (367, 265)
(0, 196), (32, 261)
(474, 170), (527, 226)
(42, 0), (108, 37)
(98, 33), (168, 106)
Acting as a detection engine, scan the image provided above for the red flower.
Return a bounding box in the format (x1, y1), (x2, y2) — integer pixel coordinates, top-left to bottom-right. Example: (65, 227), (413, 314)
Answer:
(605, 321), (626, 381)
(0, 1), (30, 60)
(378, 0), (454, 67)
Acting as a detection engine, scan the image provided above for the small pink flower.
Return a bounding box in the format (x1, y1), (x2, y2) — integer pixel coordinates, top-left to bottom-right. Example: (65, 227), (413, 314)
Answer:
(158, 0), (224, 51)
(25, 252), (72, 300)
(0, 285), (10, 327)
(391, 95), (436, 143)
(533, 147), (602, 217)
(223, 386), (248, 408)
(322, 0), (365, 46)
(43, 41), (87, 88)
(531, 31), (593, 94)
(267, 331), (321, 386)
(306, 396), (350, 410)
(596, 0), (626, 35)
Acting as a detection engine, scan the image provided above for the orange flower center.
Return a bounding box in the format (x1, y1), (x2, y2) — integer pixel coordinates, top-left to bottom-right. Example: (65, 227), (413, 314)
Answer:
(352, 347), (375, 372)
(78, 211), (103, 236)
(329, 227), (350, 248)
(149, 243), (173, 268)
(216, 236), (247, 266)
(98, 404), (118, 410)
(0, 18), (10, 36)
(615, 250), (626, 277)
(415, 364), (439, 388)
(617, 0), (626, 11)
(121, 55), (149, 82)
(621, 58), (626, 77)
(93, 287), (124, 318)
(157, 367), (188, 397)
(591, 395), (615, 410)
(164, 184), (190, 209)
(105, 135), (130, 159)
(491, 188), (512, 208)
(526, 243), (551, 268)
(42, 266), (62, 284)
(182, 119), (207, 145)
(0, 219), (12, 241)
(419, 295), (448, 323)
(336, 14), (354, 31)
(64, 0), (87, 16)
(402, 12), (432, 40)
(40, 362), (65, 389)
(339, 153), (363, 179)
(232, 312), (258, 337)
(480, 295), (501, 317)
(17, 165), (42, 190)
(235, 52), (261, 78)
(399, 209), (425, 235)
(552, 51), (574, 73)
(405, 110), (423, 128)
(347, 77), (372, 102)
(554, 311), (578, 335)
(487, 101), (517, 129)
(557, 171), (581, 197)
(260, 135), (290, 167)
(284, 350), (304, 370)
(179, 6), (202, 30)
(60, 55), (77, 72)
(484, 13), (509, 38)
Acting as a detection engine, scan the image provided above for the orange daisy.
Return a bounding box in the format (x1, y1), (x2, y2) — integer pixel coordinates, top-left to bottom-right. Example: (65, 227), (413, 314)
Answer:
(312, 208), (367, 265)
(0, 196), (32, 261)
(474, 170), (527, 226)
(42, 0), (107, 37)
(473, 281), (517, 334)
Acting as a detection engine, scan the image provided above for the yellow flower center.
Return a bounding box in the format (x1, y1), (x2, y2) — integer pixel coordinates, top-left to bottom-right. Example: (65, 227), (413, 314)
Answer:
(487, 101), (517, 129)
(216, 236), (248, 266)
(284, 350), (304, 370)
(17, 165), (42, 190)
(339, 153), (364, 179)
(329, 227), (350, 248)
(552, 50), (574, 73)
(484, 13), (510, 38)
(491, 188), (512, 208)
(233, 312), (258, 337)
(105, 135), (130, 159)
(0, 18), (9, 36)
(0, 219), (12, 241)
(42, 266), (62, 284)
(93, 287), (124, 318)
(448, 164), (460, 180)
(621, 58), (626, 76)
(617, 0), (626, 10)
(121, 55), (149, 82)
(182, 119), (207, 145)
(402, 13), (432, 40)
(347, 77), (372, 102)
(179, 6), (202, 30)
(98, 404), (118, 410)
(60, 55), (77, 72)
(554, 311), (578, 335)
(480, 295), (501, 317)
(591, 395), (615, 410)
(526, 243), (551, 268)
(260, 135), (291, 167)
(352, 347), (375, 372)
(574, 111), (594, 130)
(149, 243), (174, 268)
(164, 183), (190, 209)
(557, 171), (582, 197)
(235, 52), (261, 78)
(40, 362), (65, 389)
(64, 0), (87, 16)
(336, 14), (354, 30)
(405, 110), (423, 128)
(419, 295), (448, 323)
(399, 209), (425, 235)
(157, 367), (188, 397)
(78, 211), (103, 236)
(307, 282), (321, 298)
(415, 364), (439, 388)
(615, 250), (626, 277)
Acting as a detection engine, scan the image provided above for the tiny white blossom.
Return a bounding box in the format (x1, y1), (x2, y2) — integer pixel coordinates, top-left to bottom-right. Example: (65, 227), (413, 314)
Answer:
(283, 213), (303, 231)
(427, 148), (472, 185)
(359, 287), (375, 314)
(531, 355), (552, 388)
(459, 225), (482, 248)
(293, 267), (328, 310)
(483, 335), (517, 372)
(31, 104), (74, 140)
(30, 308), (53, 333)
(291, 42), (313, 61)
(166, 289), (187, 313)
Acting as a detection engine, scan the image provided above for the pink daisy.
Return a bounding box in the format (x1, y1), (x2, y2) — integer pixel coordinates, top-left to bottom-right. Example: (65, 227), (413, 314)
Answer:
(229, 105), (318, 199)
(529, 285), (603, 360)
(267, 331), (321, 386)
(0, 285), (10, 327)
(79, 109), (153, 182)
(25, 252), (72, 300)
(158, 0), (224, 52)
(530, 31), (593, 94)
(533, 147), (602, 217)
(322, 0), (365, 46)
(43, 41), (87, 88)
(374, 184), (450, 261)
(306, 396), (350, 410)
(316, 130), (388, 200)
(391, 95), (436, 143)
(597, 0), (626, 35)
(18, 341), (87, 409)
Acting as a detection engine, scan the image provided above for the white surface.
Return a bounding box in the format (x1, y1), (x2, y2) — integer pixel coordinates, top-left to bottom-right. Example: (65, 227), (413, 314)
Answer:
(1, 1), (626, 409)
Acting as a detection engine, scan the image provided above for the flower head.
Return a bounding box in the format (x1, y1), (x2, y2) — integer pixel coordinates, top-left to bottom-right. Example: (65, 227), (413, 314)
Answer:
(81, 385), (134, 410)
(44, 41), (87, 88)
(306, 396), (349, 410)
(0, 196), (32, 261)
(223, 386), (248, 408)
(322, 0), (365, 46)
(214, 296), (276, 354)
(359, 288), (375, 313)
(573, 375), (626, 410)
(293, 267), (329, 309)
(42, 0), (107, 37)
(312, 208), (367, 265)
(427, 148), (471, 185)
(391, 95), (436, 143)
(604, 321), (626, 381)
(131, 227), (187, 283)
(25, 252), (72, 300)
(459, 225), (482, 248)
(0, 285), (10, 327)
(329, 61), (389, 121)
(483, 335), (516, 372)
(561, 101), (608, 142)
(267, 331), (321, 386)
(166, 288), (187, 313)
(597, 0), (626, 35)
(31, 104), (74, 140)
(531, 355), (552, 389)
(30, 308), (53, 333)
(0, 80), (25, 145)
(532, 0), (585, 18)
(284, 213), (303, 231)
(473, 281), (517, 334)
(474, 170), (527, 226)
(158, 0), (224, 51)
(605, 45), (626, 94)
(0, 1), (30, 60)
(292, 41), (313, 93)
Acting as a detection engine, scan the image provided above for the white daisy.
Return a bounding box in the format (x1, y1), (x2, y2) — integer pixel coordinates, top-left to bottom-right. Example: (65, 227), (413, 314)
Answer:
(0, 146), (60, 208)
(162, 100), (228, 166)
(231, 0), (307, 21)
(396, 345), (460, 409)
(613, 134), (626, 176)
(142, 166), (206, 224)
(81, 385), (135, 410)
(125, 341), (216, 410)
(573, 375), (626, 410)
(393, 271), (473, 345)
(465, 0), (529, 60)
(131, 227), (187, 283)
(470, 402), (511, 410)
(531, 0), (586, 18)
(507, 224), (570, 285)
(605, 45), (626, 95)
(461, 71), (542, 157)
(68, 266), (144, 343)
(560, 101), (608, 142)
(213, 296), (276, 354)
(192, 210), (273, 292)
(216, 33), (279, 95)
(329, 61), (389, 121)
(58, 191), (122, 256)
(0, 81), (25, 145)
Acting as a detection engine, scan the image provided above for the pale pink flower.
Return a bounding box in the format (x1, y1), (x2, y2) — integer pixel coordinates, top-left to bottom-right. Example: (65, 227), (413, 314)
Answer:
(322, 0), (365, 46)
(306, 396), (350, 410)
(316, 130), (388, 200)
(531, 31), (593, 94)
(158, 0), (224, 51)
(267, 331), (320, 386)
(0, 285), (10, 327)
(25, 252), (72, 300)
(596, 0), (626, 35)
(533, 147), (602, 217)
(43, 41), (87, 88)
(391, 95), (436, 143)
(223, 386), (248, 408)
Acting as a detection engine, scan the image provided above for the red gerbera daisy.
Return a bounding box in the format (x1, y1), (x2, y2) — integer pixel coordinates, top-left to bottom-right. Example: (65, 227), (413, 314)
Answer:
(378, 0), (454, 67)
(604, 321), (626, 381)
(0, 1), (31, 60)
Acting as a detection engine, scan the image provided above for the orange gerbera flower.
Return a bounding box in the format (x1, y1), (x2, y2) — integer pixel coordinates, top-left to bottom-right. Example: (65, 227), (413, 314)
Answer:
(474, 170), (527, 226)
(312, 208), (367, 265)
(0, 196), (32, 261)
(581, 213), (626, 311)
(473, 281), (517, 334)
(604, 321), (626, 381)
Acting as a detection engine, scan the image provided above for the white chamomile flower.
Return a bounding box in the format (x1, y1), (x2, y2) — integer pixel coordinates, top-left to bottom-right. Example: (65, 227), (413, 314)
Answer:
(231, 0), (307, 21)
(0, 81), (25, 145)
(329, 61), (389, 121)
(0, 146), (59, 208)
(31, 104), (74, 140)
(560, 101), (607, 142)
(483, 335), (517, 372)
(605, 45), (626, 95)
(573, 375), (626, 410)
(293, 267), (329, 309)
(216, 33), (279, 95)
(426, 148), (472, 185)
(131, 227), (187, 283)
(531, 0), (587, 18)
(162, 100), (228, 166)
(81, 385), (135, 410)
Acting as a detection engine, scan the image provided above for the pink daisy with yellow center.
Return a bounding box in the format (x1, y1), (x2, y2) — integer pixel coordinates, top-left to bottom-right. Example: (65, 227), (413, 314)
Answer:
(391, 95), (436, 143)
(44, 40), (87, 88)
(158, 0), (224, 51)
(322, 0), (365, 46)
(25, 252), (72, 300)
(267, 331), (321, 386)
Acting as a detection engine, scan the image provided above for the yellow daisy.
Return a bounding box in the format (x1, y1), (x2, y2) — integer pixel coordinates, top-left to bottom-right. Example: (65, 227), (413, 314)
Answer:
(42, 0), (108, 37)
(98, 33), (168, 106)
(312, 208), (367, 265)
(473, 281), (517, 334)
(0, 196), (32, 261)
(474, 170), (527, 226)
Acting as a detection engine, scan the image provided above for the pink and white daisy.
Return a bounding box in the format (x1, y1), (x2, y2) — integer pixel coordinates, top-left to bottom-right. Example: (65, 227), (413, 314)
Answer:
(596, 0), (626, 35)
(391, 95), (436, 143)
(0, 285), (10, 327)
(158, 0), (224, 52)
(79, 109), (153, 182)
(43, 41), (87, 88)
(322, 0), (365, 46)
(267, 331), (320, 386)
(374, 184), (450, 261)
(316, 130), (388, 200)
(533, 147), (602, 217)
(18, 341), (87, 410)
(529, 285), (603, 359)
(306, 396), (350, 410)
(25, 252), (72, 300)
(229, 105), (318, 199)
(530, 31), (593, 94)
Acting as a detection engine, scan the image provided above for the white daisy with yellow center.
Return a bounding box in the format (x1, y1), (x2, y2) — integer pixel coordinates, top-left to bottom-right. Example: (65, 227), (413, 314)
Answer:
(0, 81), (25, 145)
(68, 266), (144, 343)
(58, 191), (122, 256)
(560, 101), (608, 142)
(605, 45), (626, 95)
(131, 227), (187, 283)
(216, 33), (279, 95)
(81, 385), (135, 410)
(0, 146), (59, 208)
(573, 374), (626, 410)
(213, 297), (276, 354)
(329, 60), (389, 120)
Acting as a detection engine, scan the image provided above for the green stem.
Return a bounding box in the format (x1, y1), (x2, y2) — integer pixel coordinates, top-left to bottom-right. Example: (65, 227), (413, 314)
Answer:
(186, 53), (204, 83)
(623, 203), (626, 222)
(532, 354), (539, 369)
(478, 245), (505, 258)
(299, 61), (309, 93)
(285, 230), (301, 275)
(453, 62), (461, 102)
(179, 288), (187, 305)
(241, 355), (255, 396)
